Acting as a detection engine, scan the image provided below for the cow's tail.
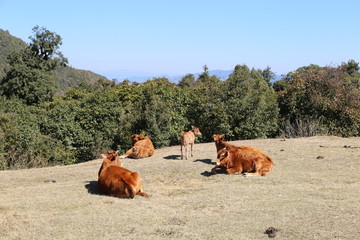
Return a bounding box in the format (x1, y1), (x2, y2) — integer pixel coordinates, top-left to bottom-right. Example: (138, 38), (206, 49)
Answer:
(137, 191), (151, 198)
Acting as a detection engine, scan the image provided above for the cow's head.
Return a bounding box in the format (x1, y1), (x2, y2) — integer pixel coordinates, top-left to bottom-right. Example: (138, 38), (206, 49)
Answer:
(191, 126), (202, 137)
(213, 134), (225, 143)
(101, 151), (122, 167)
(131, 134), (146, 146)
(215, 148), (229, 166)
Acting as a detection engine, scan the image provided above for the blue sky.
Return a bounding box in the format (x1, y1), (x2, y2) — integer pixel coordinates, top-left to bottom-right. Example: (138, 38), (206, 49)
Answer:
(1, 0), (359, 79)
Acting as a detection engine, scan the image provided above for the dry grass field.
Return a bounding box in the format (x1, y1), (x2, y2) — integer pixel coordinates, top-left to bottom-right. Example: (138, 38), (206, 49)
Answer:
(1, 136), (359, 240)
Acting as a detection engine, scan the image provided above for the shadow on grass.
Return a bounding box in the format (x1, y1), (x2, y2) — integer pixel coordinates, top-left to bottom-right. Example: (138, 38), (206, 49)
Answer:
(84, 180), (102, 195)
(193, 158), (215, 165)
(163, 155), (182, 160)
(200, 168), (226, 177)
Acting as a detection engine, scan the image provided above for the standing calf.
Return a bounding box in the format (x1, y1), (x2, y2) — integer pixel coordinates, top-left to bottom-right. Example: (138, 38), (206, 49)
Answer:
(180, 126), (202, 160)
(98, 152), (150, 198)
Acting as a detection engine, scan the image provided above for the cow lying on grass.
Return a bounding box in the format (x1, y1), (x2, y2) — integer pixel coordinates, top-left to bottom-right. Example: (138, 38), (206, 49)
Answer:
(98, 151), (150, 198)
(180, 126), (202, 160)
(211, 147), (273, 176)
(120, 134), (155, 159)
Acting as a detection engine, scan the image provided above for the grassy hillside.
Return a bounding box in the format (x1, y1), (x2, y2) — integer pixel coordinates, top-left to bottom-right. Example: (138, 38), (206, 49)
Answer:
(0, 136), (359, 239)
(53, 66), (108, 94)
(0, 29), (108, 93)
(0, 29), (26, 79)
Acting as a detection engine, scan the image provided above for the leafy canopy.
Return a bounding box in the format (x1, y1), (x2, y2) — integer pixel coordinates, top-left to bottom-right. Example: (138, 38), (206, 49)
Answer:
(0, 26), (68, 105)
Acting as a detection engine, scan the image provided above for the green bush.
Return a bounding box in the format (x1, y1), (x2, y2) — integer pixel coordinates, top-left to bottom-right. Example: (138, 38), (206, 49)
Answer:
(277, 64), (360, 137)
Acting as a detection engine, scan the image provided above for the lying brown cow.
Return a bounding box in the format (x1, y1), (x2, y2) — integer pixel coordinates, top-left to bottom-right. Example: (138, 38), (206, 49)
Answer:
(120, 134), (155, 159)
(180, 126), (202, 160)
(211, 147), (273, 176)
(98, 152), (150, 198)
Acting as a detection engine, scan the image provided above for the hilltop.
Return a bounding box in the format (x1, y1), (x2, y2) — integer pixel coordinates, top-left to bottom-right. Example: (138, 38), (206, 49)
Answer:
(1, 136), (359, 239)
(0, 29), (107, 93)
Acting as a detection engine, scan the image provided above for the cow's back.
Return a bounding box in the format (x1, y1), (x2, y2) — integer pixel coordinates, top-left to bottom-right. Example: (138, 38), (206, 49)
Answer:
(98, 166), (140, 197)
(229, 148), (258, 171)
(134, 137), (154, 158)
(232, 147), (273, 174)
(180, 131), (195, 146)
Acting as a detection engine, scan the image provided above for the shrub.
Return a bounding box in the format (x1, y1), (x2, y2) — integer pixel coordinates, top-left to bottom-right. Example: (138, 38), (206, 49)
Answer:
(277, 65), (360, 137)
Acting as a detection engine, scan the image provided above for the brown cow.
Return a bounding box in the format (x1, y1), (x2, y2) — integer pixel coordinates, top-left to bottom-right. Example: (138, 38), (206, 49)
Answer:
(98, 152), (150, 198)
(213, 134), (262, 152)
(120, 134), (155, 159)
(211, 147), (273, 176)
(180, 126), (202, 160)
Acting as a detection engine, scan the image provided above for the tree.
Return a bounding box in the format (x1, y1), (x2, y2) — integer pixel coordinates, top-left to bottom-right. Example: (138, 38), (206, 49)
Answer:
(260, 66), (275, 86)
(224, 65), (279, 139)
(187, 68), (231, 141)
(277, 64), (360, 137)
(29, 25), (68, 70)
(342, 59), (359, 76)
(0, 60), (56, 105)
(132, 78), (190, 147)
(178, 73), (196, 89)
(0, 26), (67, 105)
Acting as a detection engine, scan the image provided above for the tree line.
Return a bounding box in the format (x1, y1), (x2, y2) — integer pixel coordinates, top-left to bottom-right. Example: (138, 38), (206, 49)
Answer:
(0, 27), (359, 169)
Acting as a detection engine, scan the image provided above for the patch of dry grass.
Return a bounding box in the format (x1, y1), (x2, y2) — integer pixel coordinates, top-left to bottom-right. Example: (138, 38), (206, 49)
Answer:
(0, 136), (359, 239)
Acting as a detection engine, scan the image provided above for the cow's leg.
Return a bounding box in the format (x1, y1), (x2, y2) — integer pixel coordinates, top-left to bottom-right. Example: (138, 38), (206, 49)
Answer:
(120, 148), (133, 159)
(137, 191), (151, 198)
(111, 179), (133, 198)
(259, 159), (273, 176)
(190, 143), (194, 157)
(184, 144), (188, 160)
(226, 166), (243, 175)
(244, 159), (262, 176)
(211, 163), (227, 174)
(114, 191), (133, 198)
(181, 145), (184, 160)
(130, 174), (151, 198)
(243, 172), (261, 177)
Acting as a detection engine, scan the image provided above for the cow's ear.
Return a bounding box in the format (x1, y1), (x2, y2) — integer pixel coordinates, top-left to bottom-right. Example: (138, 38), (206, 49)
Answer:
(219, 134), (225, 140)
(100, 154), (107, 159)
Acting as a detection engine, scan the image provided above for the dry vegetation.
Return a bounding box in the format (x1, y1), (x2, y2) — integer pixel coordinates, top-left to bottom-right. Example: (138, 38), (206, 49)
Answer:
(1, 136), (359, 239)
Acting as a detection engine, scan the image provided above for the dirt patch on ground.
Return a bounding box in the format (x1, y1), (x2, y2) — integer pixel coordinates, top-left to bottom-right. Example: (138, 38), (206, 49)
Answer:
(1, 136), (359, 239)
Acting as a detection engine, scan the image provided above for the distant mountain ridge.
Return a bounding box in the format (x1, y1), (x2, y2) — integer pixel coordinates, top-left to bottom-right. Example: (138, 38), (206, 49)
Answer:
(0, 29), (107, 93)
(97, 69), (234, 83)
(99, 69), (282, 83)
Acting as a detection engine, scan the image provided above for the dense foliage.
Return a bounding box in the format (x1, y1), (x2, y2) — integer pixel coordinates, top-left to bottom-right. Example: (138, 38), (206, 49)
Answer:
(0, 26), (67, 105)
(0, 28), (107, 95)
(0, 66), (280, 169)
(276, 61), (360, 137)
(0, 27), (359, 170)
